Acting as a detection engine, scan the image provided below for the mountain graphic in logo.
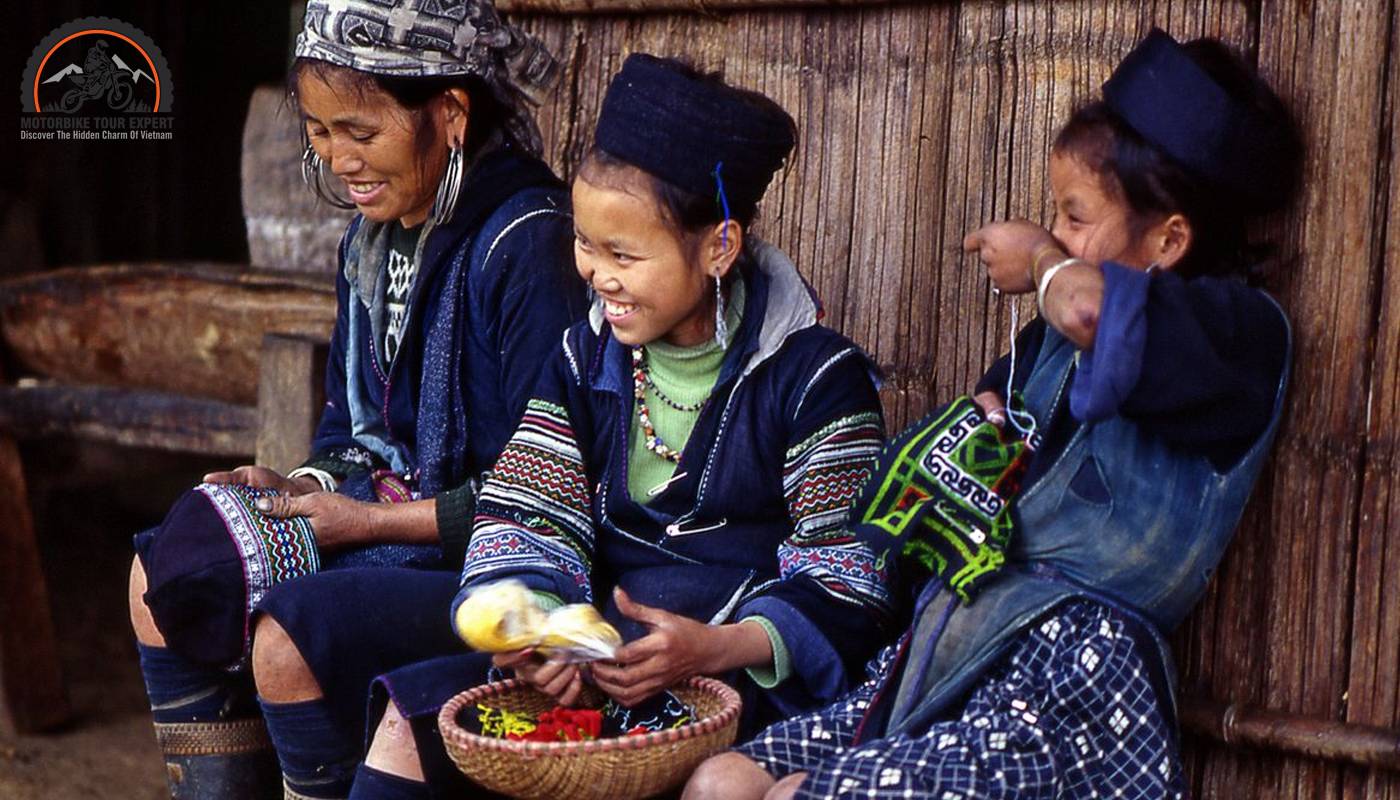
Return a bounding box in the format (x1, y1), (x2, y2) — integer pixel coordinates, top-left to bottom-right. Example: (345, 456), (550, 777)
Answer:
(20, 17), (174, 114)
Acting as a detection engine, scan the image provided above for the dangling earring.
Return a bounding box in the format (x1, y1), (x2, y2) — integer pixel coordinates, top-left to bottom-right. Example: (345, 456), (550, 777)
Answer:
(432, 143), (464, 226)
(300, 144), (355, 210)
(713, 274), (728, 349)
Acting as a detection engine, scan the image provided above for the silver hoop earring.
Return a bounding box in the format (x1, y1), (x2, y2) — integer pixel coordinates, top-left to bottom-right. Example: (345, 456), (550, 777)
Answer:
(300, 144), (355, 210)
(713, 275), (728, 349)
(432, 144), (465, 226)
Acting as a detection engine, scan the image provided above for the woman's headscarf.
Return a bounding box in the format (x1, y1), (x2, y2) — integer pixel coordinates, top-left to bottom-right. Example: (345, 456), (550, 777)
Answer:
(294, 0), (557, 155)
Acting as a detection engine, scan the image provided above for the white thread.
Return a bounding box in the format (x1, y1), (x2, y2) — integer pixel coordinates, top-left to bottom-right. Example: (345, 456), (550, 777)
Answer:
(1002, 299), (1039, 441)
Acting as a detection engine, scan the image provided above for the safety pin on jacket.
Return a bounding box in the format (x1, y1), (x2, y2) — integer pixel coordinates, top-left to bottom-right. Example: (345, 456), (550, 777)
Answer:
(665, 517), (728, 537)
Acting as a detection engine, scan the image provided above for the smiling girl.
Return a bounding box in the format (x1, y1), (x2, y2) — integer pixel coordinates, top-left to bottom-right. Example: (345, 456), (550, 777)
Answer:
(341, 54), (895, 799)
(687, 29), (1303, 799)
(125, 2), (584, 797)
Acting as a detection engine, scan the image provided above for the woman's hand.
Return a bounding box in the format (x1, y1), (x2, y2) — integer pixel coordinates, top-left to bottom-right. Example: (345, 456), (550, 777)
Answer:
(255, 491), (377, 549)
(590, 588), (722, 707)
(493, 648), (586, 707)
(963, 220), (1063, 294)
(203, 465), (319, 496)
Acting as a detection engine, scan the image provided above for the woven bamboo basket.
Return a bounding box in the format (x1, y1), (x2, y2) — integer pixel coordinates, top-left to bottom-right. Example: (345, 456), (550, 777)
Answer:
(438, 677), (742, 800)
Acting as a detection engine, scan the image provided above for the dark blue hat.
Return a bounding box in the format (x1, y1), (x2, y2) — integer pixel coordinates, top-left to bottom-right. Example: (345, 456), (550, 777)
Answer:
(138, 484), (320, 667)
(593, 54), (795, 220)
(1103, 29), (1285, 209)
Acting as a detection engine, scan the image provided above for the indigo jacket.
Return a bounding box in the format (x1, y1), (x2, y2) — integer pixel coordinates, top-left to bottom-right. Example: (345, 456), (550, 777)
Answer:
(459, 240), (895, 722)
(302, 147), (587, 565)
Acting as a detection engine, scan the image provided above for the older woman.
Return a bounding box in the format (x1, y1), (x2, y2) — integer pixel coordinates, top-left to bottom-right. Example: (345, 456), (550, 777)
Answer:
(125, 2), (584, 797)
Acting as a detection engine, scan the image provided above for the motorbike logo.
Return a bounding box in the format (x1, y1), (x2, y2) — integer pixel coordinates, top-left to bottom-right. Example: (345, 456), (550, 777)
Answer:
(21, 17), (174, 114)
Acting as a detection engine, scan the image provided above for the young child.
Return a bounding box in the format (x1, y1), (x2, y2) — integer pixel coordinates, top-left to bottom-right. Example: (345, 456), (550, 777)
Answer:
(685, 29), (1303, 800)
(343, 54), (896, 798)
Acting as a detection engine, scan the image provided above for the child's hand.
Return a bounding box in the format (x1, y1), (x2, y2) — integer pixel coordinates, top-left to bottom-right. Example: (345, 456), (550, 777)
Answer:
(493, 648), (587, 707)
(590, 588), (716, 707)
(963, 220), (1061, 294)
(973, 390), (1007, 427)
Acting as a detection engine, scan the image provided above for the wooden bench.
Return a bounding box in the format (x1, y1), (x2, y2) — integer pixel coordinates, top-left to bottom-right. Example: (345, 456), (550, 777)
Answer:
(0, 86), (350, 735)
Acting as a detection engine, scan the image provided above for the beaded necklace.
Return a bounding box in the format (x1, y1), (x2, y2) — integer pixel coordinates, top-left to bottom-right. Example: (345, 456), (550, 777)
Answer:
(631, 346), (705, 463)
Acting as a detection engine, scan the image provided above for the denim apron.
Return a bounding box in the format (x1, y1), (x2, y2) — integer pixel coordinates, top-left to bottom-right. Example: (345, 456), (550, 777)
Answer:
(884, 301), (1291, 736)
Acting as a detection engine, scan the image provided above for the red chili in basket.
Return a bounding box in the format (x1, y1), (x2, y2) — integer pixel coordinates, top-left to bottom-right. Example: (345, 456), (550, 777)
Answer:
(508, 707), (605, 742)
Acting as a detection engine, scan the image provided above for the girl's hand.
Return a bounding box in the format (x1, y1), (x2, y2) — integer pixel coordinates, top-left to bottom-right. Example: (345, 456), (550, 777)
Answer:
(493, 649), (586, 707)
(203, 465), (319, 496)
(973, 390), (1007, 428)
(963, 220), (1062, 294)
(590, 588), (718, 707)
(255, 491), (375, 549)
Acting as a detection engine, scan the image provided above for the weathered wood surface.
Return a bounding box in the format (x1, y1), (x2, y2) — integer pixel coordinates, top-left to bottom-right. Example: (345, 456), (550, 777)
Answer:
(499, 0), (894, 13)
(0, 263), (335, 406)
(506, 3), (1400, 797)
(241, 86), (355, 274)
(1181, 697), (1400, 772)
(0, 424), (70, 736)
(0, 382), (257, 457)
(255, 335), (327, 475)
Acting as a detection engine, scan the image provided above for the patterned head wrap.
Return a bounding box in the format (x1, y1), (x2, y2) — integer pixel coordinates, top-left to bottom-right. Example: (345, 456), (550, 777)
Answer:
(295, 0), (558, 155)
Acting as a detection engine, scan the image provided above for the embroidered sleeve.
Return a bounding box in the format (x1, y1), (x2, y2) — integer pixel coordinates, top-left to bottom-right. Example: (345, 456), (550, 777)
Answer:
(777, 409), (890, 612)
(779, 602), (1185, 800)
(733, 349), (893, 697)
(461, 395), (596, 603)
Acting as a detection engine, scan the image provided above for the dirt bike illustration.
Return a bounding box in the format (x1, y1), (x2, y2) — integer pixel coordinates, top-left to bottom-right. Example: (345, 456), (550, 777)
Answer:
(59, 69), (133, 112)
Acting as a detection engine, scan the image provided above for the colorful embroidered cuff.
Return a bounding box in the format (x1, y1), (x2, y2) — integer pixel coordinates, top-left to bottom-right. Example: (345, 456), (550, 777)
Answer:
(741, 616), (792, 689)
(435, 483), (478, 567)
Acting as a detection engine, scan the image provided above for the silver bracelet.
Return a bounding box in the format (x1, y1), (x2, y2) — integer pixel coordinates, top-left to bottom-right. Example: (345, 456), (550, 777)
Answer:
(287, 466), (338, 493)
(1036, 257), (1086, 319)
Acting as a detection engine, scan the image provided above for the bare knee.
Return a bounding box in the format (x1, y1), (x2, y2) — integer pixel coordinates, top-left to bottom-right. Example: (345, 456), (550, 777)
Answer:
(683, 751), (775, 800)
(364, 702), (424, 781)
(128, 556), (167, 647)
(251, 615), (322, 702)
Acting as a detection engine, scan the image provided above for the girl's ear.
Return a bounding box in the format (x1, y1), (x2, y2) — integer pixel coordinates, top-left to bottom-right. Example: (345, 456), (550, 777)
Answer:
(439, 87), (471, 148)
(704, 220), (744, 278)
(1151, 213), (1193, 271)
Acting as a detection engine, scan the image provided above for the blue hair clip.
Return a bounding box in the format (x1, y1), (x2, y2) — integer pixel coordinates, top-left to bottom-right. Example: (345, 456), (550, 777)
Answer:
(713, 161), (732, 250)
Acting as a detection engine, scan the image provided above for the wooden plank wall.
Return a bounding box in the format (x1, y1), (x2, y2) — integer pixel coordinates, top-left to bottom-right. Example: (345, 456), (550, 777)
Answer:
(504, 1), (1400, 797)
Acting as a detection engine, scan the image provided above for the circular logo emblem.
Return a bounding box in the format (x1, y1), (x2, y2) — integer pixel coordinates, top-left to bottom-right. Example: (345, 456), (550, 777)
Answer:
(20, 17), (174, 114)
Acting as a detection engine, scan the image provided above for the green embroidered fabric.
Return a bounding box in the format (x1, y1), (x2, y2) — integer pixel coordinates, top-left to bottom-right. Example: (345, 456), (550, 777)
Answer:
(853, 395), (1031, 603)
